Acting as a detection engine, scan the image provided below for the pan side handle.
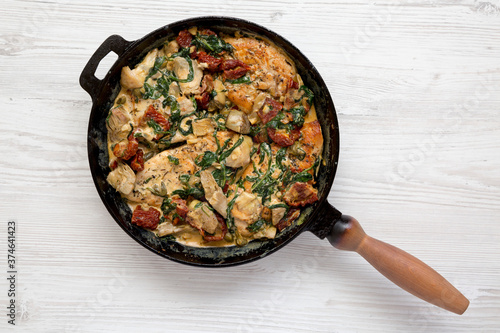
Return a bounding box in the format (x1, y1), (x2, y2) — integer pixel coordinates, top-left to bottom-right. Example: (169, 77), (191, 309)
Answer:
(79, 35), (131, 101)
(308, 201), (469, 315)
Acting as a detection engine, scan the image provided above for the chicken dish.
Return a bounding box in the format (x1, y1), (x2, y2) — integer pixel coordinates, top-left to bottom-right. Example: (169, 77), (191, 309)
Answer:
(106, 27), (323, 247)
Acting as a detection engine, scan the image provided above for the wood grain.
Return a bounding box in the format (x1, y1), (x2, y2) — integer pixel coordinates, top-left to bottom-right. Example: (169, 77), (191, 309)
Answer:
(1, 0), (499, 332)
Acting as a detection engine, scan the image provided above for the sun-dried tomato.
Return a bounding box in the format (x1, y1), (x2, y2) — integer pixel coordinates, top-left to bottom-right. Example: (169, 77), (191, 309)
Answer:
(143, 105), (170, 131)
(196, 52), (222, 71)
(195, 91), (211, 110)
(220, 59), (246, 70)
(109, 160), (118, 170)
(113, 137), (138, 160)
(283, 182), (319, 207)
(267, 127), (300, 147)
(199, 28), (216, 36)
(131, 205), (161, 230)
(176, 30), (192, 48)
(288, 78), (299, 90)
(276, 208), (301, 232)
(171, 198), (188, 225)
(221, 59), (250, 80)
(224, 67), (249, 80)
(258, 97), (283, 124)
(130, 149), (144, 172)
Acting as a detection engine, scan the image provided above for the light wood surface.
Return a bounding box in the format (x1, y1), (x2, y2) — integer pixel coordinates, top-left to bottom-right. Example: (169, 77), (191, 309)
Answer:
(1, 0), (499, 332)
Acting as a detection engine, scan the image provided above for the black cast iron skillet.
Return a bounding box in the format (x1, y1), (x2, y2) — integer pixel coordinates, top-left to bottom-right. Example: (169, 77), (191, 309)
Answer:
(80, 16), (468, 314)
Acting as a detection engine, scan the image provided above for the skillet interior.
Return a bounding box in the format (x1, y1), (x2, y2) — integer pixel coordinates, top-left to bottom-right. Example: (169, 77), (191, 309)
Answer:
(86, 16), (339, 266)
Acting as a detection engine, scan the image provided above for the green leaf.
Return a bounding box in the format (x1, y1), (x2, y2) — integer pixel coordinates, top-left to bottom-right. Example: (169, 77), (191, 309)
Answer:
(247, 219), (265, 233)
(168, 155), (179, 165)
(226, 76), (252, 84)
(299, 85), (314, 106)
(219, 136), (245, 162)
(192, 34), (234, 55)
(160, 234), (176, 241)
(195, 151), (217, 169)
(275, 147), (287, 170)
(145, 56), (166, 82)
(289, 106), (306, 127)
(179, 174), (190, 185)
(161, 197), (177, 216)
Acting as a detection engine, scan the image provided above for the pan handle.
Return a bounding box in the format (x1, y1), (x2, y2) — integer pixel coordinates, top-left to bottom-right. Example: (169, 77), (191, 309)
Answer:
(310, 202), (469, 314)
(79, 35), (131, 101)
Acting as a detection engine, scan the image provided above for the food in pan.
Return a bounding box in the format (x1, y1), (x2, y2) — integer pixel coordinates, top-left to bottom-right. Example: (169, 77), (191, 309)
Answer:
(106, 27), (323, 247)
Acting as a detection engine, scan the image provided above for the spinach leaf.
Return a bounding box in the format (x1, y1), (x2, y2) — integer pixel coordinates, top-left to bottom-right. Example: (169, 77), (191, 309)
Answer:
(168, 155), (179, 165)
(226, 76), (252, 84)
(192, 33), (234, 55)
(179, 119), (193, 136)
(219, 136), (244, 162)
(145, 56), (166, 82)
(289, 106), (306, 127)
(268, 203), (289, 211)
(211, 164), (232, 188)
(299, 85), (314, 106)
(247, 219), (266, 233)
(225, 194), (239, 231)
(275, 147), (287, 170)
(172, 184), (204, 200)
(160, 234), (176, 241)
(161, 197), (177, 216)
(147, 119), (168, 135)
(195, 151), (217, 169)
(179, 174), (190, 185)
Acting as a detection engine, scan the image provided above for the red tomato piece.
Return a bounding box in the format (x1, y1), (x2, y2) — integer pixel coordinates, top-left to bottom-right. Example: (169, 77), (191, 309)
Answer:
(176, 30), (192, 48)
(131, 205), (161, 230)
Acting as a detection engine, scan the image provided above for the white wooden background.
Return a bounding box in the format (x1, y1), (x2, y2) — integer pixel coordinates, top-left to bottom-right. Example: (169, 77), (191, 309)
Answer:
(1, 0), (499, 332)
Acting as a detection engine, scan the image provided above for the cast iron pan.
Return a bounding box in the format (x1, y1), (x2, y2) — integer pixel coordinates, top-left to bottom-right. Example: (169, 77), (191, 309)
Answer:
(80, 16), (469, 314)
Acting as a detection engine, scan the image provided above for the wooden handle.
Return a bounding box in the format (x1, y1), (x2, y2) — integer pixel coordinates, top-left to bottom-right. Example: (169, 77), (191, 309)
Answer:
(327, 215), (469, 315)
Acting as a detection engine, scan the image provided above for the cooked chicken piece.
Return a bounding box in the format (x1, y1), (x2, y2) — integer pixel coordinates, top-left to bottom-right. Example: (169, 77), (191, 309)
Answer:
(169, 82), (181, 97)
(177, 95), (195, 115)
(226, 84), (257, 113)
(107, 163), (136, 195)
(232, 191), (263, 237)
(223, 36), (296, 98)
(225, 135), (253, 168)
(120, 49), (158, 89)
(200, 170), (228, 218)
(173, 57), (203, 95)
(288, 119), (323, 173)
(283, 182), (319, 207)
(187, 200), (219, 234)
(192, 118), (215, 137)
